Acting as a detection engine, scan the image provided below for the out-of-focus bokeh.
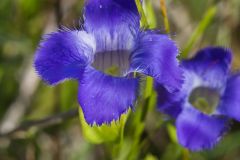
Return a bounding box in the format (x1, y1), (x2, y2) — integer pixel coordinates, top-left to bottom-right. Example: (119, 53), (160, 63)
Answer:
(0, 0), (239, 159)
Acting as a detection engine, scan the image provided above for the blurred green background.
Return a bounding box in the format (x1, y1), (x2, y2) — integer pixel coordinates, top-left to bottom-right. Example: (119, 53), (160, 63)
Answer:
(0, 0), (240, 159)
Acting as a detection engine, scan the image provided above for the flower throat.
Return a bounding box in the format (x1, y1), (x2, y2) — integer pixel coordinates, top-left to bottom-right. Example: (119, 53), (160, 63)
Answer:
(92, 50), (130, 76)
(188, 86), (220, 114)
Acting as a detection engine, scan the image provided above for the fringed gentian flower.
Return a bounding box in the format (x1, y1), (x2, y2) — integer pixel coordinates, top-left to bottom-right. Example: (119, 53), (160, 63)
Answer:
(156, 47), (240, 151)
(34, 0), (182, 125)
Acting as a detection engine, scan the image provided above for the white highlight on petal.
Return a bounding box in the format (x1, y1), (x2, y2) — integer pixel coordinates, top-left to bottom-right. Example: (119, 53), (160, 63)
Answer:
(73, 30), (96, 64)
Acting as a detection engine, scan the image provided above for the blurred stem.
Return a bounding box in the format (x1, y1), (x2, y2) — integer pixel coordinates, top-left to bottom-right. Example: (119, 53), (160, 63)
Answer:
(180, 6), (217, 59)
(0, 109), (78, 138)
(182, 148), (190, 160)
(144, 0), (157, 29)
(160, 0), (170, 33)
(135, 0), (149, 28)
(54, 0), (62, 28)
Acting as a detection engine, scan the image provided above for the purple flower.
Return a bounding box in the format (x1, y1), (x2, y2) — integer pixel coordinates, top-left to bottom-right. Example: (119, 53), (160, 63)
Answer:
(34, 0), (182, 125)
(156, 47), (240, 151)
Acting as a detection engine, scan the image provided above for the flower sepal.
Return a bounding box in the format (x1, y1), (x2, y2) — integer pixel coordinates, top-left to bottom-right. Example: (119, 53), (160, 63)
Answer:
(78, 108), (129, 144)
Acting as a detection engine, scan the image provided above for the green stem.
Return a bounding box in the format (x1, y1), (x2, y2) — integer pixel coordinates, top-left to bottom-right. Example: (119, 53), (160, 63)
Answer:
(180, 6), (217, 59)
(126, 1), (156, 159)
(144, 76), (154, 98)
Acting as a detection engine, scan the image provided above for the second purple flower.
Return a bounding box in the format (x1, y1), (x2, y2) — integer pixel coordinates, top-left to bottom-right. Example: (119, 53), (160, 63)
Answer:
(156, 47), (240, 151)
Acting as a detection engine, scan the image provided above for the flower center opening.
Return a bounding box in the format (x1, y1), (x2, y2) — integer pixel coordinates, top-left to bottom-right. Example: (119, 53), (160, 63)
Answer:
(188, 86), (220, 115)
(92, 50), (130, 76)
